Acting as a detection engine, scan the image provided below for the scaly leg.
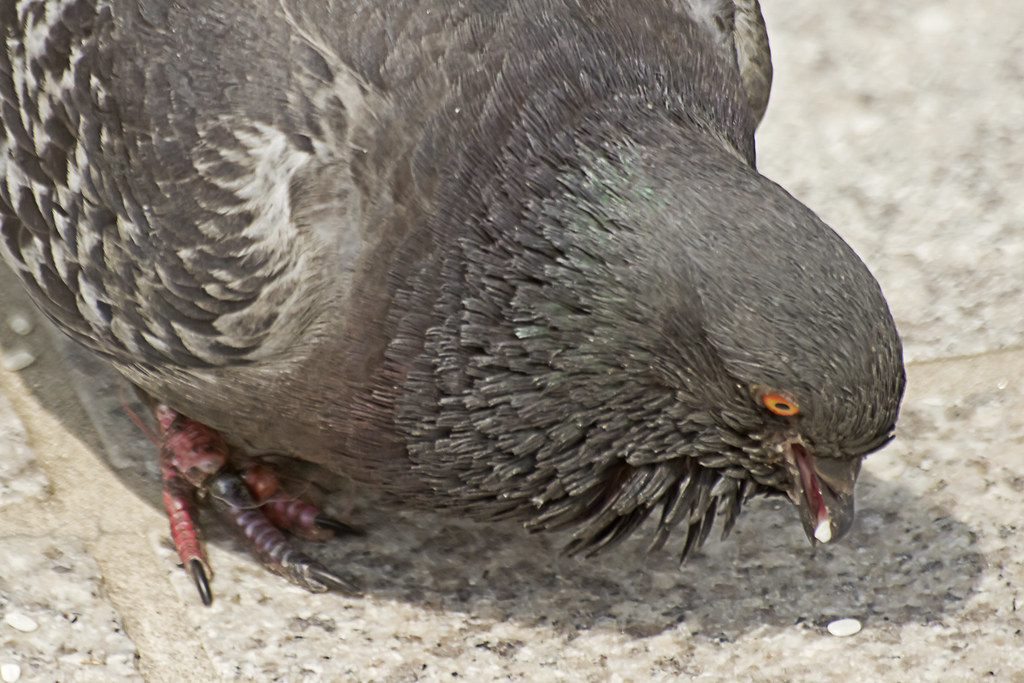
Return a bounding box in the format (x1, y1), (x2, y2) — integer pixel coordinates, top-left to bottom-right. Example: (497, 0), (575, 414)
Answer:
(241, 464), (364, 541)
(156, 405), (360, 605)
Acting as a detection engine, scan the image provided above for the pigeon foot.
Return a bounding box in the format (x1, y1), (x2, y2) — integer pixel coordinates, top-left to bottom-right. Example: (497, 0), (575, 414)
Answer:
(156, 405), (361, 605)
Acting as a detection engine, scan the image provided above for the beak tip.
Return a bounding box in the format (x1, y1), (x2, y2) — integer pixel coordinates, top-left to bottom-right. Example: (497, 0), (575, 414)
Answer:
(802, 497), (856, 546)
(787, 448), (862, 547)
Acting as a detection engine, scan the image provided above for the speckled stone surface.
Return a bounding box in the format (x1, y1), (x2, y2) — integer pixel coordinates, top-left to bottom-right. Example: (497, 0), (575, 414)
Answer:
(1, 0), (1022, 680)
(0, 388), (47, 507)
(0, 536), (141, 681)
(755, 2), (1024, 363)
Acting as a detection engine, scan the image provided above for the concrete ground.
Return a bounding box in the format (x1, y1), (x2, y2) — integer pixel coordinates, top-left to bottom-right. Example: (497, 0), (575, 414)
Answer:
(1, 0), (1022, 680)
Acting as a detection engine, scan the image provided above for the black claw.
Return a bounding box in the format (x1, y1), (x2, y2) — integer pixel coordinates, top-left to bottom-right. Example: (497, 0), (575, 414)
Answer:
(188, 559), (213, 606)
(313, 514), (365, 537)
(307, 563), (362, 596)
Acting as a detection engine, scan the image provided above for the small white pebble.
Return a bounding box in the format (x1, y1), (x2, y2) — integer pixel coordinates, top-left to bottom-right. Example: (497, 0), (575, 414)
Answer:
(6, 313), (33, 336)
(3, 612), (37, 633)
(814, 518), (832, 543)
(827, 618), (862, 637)
(0, 662), (20, 682)
(0, 349), (36, 372)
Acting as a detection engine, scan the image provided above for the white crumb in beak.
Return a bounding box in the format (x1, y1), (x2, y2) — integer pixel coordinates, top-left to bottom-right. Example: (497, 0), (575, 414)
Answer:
(827, 618), (862, 637)
(814, 518), (832, 543)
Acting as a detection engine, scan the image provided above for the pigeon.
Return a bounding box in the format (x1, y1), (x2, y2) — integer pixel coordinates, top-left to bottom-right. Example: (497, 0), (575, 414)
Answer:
(0, 0), (905, 604)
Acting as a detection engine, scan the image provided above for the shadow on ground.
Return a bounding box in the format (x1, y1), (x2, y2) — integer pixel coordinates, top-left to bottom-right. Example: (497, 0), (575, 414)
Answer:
(0, 264), (982, 644)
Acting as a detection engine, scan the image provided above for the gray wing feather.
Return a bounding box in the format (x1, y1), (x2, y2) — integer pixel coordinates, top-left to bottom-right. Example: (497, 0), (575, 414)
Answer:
(0, 0), (367, 367)
(733, 0), (772, 124)
(683, 0), (773, 125)
(1, 0), (769, 374)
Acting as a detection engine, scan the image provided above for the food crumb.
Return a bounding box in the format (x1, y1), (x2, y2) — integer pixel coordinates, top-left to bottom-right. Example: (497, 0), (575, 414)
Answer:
(827, 618), (862, 637)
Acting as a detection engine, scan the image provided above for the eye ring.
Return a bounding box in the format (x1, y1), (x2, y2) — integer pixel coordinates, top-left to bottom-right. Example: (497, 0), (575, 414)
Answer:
(761, 392), (800, 417)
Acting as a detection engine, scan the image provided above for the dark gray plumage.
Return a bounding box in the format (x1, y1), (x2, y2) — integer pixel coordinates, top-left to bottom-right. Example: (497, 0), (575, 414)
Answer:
(1, 0), (904, 588)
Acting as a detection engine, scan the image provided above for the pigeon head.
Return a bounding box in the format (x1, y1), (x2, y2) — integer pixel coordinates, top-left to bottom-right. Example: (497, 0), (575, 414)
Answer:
(402, 109), (905, 559)
(553, 117), (905, 550)
(650, 129), (906, 547)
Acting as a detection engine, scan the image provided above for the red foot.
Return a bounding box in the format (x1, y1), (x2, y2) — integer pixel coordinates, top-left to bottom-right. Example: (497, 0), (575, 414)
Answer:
(158, 406), (226, 605)
(154, 405), (360, 605)
(241, 465), (363, 541)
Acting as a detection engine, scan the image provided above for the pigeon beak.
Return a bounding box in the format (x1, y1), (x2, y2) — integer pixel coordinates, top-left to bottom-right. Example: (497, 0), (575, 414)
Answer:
(783, 440), (861, 545)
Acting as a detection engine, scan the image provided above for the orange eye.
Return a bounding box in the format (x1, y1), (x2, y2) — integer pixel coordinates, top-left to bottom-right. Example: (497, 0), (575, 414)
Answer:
(762, 392), (800, 416)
